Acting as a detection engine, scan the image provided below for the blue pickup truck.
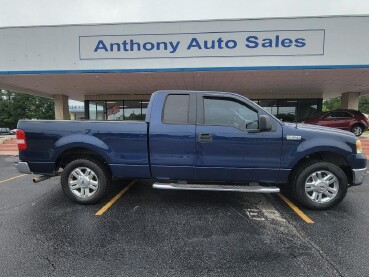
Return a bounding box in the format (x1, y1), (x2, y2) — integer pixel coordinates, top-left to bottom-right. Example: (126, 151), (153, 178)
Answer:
(15, 91), (367, 209)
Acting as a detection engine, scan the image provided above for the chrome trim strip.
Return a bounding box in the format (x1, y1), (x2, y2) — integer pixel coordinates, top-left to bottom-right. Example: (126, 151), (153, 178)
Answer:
(14, 162), (32, 174)
(153, 183), (280, 193)
(286, 135), (302, 141)
(352, 167), (367, 185)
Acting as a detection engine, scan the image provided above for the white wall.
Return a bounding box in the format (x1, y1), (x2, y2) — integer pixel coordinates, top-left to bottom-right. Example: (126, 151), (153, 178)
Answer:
(0, 16), (368, 73)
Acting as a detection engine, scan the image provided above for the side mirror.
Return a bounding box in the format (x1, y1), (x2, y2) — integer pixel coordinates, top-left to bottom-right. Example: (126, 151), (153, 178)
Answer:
(259, 115), (272, 131)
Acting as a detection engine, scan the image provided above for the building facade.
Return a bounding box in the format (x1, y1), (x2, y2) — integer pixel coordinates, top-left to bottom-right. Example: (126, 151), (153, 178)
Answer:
(0, 16), (368, 120)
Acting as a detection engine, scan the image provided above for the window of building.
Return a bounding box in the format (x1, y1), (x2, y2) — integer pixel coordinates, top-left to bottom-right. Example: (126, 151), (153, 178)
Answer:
(256, 98), (322, 122)
(278, 100), (298, 122)
(107, 101), (123, 120)
(297, 99), (320, 121)
(163, 94), (190, 124)
(124, 100), (143, 120)
(85, 97), (322, 122)
(89, 101), (106, 120)
(259, 100), (278, 116)
(86, 99), (149, 121)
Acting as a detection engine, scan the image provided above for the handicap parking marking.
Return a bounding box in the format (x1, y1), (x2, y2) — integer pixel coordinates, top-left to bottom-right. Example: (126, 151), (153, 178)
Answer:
(245, 209), (266, 220)
(240, 192), (314, 225)
(242, 193), (286, 222)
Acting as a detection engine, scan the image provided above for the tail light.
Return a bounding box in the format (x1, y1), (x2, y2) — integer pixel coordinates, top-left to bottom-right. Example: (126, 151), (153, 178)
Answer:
(16, 129), (27, 150)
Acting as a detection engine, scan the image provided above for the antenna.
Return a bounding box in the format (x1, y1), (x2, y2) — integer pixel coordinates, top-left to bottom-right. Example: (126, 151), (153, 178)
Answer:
(295, 114), (298, 129)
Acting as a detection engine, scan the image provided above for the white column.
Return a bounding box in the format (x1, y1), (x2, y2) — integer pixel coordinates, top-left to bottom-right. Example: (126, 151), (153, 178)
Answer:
(341, 92), (360, 110)
(53, 94), (70, 120)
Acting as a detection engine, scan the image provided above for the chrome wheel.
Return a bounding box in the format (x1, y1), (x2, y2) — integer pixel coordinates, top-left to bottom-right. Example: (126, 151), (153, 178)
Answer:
(304, 170), (339, 203)
(352, 125), (363, 136)
(68, 167), (99, 198)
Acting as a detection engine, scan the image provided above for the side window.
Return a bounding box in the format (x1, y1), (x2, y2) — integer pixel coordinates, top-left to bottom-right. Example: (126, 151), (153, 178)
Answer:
(204, 97), (258, 130)
(340, 112), (353, 118)
(324, 111), (352, 119)
(163, 94), (190, 124)
(324, 112), (336, 119)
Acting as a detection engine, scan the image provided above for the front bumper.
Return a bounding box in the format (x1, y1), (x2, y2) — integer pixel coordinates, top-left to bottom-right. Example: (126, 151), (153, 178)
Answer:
(14, 161), (32, 174)
(352, 167), (367, 185)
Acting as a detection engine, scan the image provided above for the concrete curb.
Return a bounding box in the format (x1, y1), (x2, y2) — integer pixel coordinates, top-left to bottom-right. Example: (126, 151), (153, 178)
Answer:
(0, 151), (18, 156)
(0, 135), (16, 144)
(0, 136), (11, 145)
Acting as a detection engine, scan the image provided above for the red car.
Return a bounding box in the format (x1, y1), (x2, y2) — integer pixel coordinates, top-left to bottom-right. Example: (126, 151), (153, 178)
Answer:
(303, 109), (368, 136)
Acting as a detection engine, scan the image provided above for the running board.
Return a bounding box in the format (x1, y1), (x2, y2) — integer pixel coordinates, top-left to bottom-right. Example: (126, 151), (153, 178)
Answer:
(152, 183), (280, 193)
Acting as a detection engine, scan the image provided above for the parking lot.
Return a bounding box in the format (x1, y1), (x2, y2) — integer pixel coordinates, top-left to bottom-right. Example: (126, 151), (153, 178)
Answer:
(0, 155), (369, 276)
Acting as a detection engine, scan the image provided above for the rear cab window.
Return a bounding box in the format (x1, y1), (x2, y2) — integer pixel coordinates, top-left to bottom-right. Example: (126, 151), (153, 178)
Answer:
(163, 94), (190, 124)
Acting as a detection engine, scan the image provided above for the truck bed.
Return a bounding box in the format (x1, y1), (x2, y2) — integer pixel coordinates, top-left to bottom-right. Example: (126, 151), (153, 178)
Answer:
(17, 120), (150, 178)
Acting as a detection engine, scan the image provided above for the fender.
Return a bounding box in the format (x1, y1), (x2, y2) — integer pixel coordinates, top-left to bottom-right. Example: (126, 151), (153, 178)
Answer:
(284, 137), (353, 170)
(52, 134), (112, 163)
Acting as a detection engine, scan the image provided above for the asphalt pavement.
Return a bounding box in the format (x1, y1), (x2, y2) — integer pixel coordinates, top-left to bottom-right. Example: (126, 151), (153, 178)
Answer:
(0, 155), (368, 276)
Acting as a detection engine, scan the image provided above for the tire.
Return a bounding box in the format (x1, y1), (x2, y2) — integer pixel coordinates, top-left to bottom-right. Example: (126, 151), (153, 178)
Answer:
(61, 159), (110, 204)
(290, 161), (348, 210)
(351, 124), (363, 136)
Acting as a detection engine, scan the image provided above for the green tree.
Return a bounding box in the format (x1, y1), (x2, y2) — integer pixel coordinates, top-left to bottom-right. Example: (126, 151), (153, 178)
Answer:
(359, 95), (369, 114)
(322, 97), (341, 112)
(0, 90), (54, 129)
(321, 95), (369, 114)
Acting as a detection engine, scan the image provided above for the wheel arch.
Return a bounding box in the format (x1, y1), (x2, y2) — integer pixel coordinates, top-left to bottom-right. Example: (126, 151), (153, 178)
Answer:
(288, 151), (353, 185)
(350, 122), (365, 129)
(55, 147), (112, 177)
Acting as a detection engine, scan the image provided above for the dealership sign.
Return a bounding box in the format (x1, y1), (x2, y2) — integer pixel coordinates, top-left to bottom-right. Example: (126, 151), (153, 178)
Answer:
(2, 17), (369, 73)
(79, 29), (324, 60)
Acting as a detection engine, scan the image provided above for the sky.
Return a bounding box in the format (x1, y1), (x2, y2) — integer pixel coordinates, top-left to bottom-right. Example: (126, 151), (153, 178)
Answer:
(1, 0), (369, 27)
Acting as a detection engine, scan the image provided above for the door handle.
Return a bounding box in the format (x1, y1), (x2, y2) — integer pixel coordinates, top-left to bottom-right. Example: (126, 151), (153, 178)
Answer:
(198, 133), (213, 143)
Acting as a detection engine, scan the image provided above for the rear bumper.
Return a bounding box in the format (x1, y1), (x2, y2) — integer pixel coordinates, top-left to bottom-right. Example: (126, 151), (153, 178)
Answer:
(352, 167), (367, 185)
(14, 161), (32, 174)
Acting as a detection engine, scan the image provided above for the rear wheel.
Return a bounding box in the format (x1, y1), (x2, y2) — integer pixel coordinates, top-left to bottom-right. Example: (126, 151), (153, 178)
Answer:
(61, 159), (110, 204)
(351, 124), (363, 136)
(290, 161), (348, 210)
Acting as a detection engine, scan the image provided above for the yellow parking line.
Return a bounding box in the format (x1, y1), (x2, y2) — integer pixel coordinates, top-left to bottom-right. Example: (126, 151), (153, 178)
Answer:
(0, 174), (27, 184)
(95, 180), (136, 216)
(277, 193), (314, 224)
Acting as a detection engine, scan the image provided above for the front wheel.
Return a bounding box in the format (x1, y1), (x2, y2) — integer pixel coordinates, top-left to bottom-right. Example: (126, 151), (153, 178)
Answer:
(291, 161), (348, 210)
(61, 159), (110, 204)
(351, 124), (363, 136)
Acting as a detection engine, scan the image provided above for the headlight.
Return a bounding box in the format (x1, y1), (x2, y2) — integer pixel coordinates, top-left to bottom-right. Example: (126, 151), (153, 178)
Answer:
(356, 140), (362, 154)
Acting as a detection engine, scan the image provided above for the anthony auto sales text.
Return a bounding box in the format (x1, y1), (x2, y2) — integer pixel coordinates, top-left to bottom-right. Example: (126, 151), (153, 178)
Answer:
(94, 35), (307, 54)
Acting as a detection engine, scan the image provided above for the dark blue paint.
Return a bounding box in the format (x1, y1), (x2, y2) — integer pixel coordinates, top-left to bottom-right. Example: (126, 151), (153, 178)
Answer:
(195, 125), (282, 182)
(17, 91), (366, 185)
(18, 121), (150, 178)
(280, 123), (358, 169)
(149, 92), (196, 180)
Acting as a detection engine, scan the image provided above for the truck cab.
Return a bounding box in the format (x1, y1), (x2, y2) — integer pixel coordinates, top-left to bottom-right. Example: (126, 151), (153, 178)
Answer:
(148, 91), (282, 183)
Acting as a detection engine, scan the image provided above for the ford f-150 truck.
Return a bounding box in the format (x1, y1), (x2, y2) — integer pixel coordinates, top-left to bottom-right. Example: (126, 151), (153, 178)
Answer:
(15, 91), (367, 210)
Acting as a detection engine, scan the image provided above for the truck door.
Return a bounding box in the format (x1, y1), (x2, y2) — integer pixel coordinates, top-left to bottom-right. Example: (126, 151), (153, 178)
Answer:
(149, 93), (197, 180)
(195, 94), (283, 182)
